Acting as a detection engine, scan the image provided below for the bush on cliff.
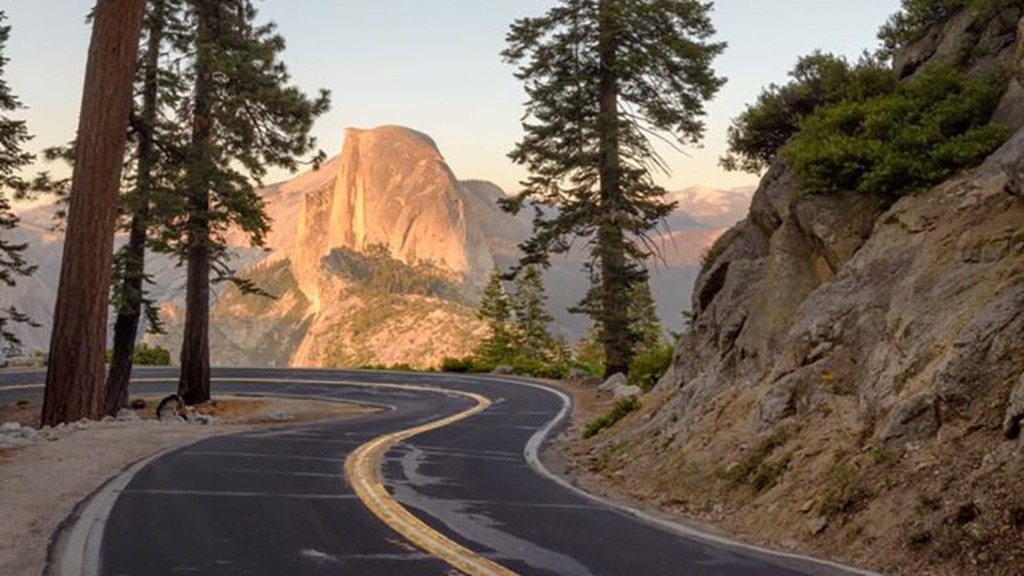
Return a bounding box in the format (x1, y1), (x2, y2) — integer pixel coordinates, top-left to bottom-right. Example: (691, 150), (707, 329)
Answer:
(784, 64), (1010, 198)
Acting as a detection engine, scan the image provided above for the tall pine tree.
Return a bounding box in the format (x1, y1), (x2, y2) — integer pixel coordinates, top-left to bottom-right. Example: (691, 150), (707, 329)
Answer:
(105, 0), (190, 415)
(0, 12), (36, 357)
(43, 0), (147, 426)
(174, 0), (329, 404)
(475, 269), (515, 364)
(510, 265), (556, 362)
(628, 278), (663, 352)
(502, 0), (725, 376)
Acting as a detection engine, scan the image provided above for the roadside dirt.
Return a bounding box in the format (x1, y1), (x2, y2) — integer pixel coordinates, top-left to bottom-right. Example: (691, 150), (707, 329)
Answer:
(0, 396), (377, 576)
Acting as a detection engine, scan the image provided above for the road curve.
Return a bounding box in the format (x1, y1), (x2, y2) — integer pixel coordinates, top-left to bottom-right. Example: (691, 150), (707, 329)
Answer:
(0, 368), (867, 576)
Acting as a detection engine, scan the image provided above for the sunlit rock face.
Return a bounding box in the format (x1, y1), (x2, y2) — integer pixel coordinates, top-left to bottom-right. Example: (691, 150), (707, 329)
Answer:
(292, 126), (492, 311)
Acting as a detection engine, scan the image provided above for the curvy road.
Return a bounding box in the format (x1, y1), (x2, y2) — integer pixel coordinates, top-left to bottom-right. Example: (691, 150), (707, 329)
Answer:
(0, 368), (871, 576)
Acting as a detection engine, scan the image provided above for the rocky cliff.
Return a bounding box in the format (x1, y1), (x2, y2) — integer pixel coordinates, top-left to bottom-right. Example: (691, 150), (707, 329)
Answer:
(293, 126), (493, 312)
(581, 8), (1024, 575)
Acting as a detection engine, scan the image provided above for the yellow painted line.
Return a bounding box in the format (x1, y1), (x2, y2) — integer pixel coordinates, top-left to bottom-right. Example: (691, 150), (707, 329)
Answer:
(346, 390), (518, 576)
(6, 376), (518, 573)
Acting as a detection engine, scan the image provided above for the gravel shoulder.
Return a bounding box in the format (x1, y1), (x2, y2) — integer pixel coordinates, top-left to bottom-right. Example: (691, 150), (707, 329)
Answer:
(0, 396), (377, 576)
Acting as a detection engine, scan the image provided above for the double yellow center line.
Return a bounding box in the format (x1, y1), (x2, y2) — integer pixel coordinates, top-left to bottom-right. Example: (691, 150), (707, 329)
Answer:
(345, 389), (518, 576)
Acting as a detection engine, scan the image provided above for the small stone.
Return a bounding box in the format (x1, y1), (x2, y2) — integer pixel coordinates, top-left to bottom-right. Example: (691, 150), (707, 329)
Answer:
(116, 409), (141, 423)
(264, 411), (292, 422)
(491, 365), (515, 375)
(193, 414), (220, 426)
(799, 499), (816, 514)
(809, 516), (829, 536)
(612, 384), (642, 399)
(0, 422), (21, 433)
(18, 427), (38, 441)
(130, 398), (147, 410)
(102, 416), (115, 423)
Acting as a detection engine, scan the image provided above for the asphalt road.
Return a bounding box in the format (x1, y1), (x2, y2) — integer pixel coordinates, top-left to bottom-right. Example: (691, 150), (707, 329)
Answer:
(0, 368), (858, 576)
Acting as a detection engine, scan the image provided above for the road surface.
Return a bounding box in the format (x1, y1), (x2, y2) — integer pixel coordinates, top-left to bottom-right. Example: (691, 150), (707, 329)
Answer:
(0, 368), (868, 576)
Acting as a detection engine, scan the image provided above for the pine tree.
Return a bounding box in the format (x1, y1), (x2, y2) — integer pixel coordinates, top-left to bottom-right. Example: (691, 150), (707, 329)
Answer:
(628, 278), (664, 352)
(502, 0), (726, 376)
(475, 269), (515, 364)
(43, 0), (147, 426)
(510, 265), (556, 362)
(174, 0), (330, 405)
(0, 12), (36, 357)
(105, 0), (190, 415)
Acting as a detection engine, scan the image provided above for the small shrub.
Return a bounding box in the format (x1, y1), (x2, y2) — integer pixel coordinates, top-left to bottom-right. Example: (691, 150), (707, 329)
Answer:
(870, 445), (897, 465)
(718, 432), (791, 493)
(440, 357), (474, 373)
(583, 397), (640, 439)
(15, 399), (30, 408)
(908, 528), (934, 550)
(133, 343), (171, 366)
(822, 464), (872, 517)
(509, 359), (570, 380)
(628, 344), (674, 392)
(1008, 505), (1024, 531)
(749, 454), (792, 493)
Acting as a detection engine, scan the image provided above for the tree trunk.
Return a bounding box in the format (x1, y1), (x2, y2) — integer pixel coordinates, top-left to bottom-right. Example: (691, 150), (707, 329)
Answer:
(42, 0), (146, 427)
(597, 0), (631, 377)
(178, 0), (217, 405)
(105, 0), (167, 416)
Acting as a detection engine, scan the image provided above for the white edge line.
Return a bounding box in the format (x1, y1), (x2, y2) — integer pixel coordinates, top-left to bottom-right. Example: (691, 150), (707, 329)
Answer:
(482, 376), (882, 576)
(51, 437), (212, 576)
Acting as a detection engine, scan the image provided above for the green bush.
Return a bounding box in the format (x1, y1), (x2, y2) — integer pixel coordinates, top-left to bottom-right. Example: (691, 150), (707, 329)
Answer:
(628, 344), (674, 392)
(440, 357), (474, 373)
(721, 52), (897, 174)
(105, 343), (172, 366)
(440, 356), (496, 374)
(717, 432), (791, 493)
(784, 64), (1010, 199)
(133, 343), (171, 366)
(508, 359), (570, 380)
(583, 397), (641, 439)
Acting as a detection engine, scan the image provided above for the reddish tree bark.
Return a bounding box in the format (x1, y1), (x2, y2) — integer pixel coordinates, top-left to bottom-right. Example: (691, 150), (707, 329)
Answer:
(42, 0), (146, 426)
(105, 0), (168, 416)
(178, 0), (217, 405)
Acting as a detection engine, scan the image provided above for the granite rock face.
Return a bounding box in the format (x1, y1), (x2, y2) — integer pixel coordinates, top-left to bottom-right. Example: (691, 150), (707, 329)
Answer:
(293, 126), (494, 311)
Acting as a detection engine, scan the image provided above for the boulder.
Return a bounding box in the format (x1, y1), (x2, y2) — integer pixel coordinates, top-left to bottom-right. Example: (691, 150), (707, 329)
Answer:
(116, 408), (141, 423)
(599, 373), (628, 392)
(613, 385), (643, 400)
(1003, 373), (1024, 439)
(881, 394), (941, 448)
(491, 365), (515, 376)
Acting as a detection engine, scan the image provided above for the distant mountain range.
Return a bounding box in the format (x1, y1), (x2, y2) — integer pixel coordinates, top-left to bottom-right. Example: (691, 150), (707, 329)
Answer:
(3, 126), (754, 366)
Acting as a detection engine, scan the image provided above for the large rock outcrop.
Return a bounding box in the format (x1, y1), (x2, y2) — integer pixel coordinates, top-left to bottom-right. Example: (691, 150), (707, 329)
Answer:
(293, 126), (493, 311)
(584, 10), (1024, 575)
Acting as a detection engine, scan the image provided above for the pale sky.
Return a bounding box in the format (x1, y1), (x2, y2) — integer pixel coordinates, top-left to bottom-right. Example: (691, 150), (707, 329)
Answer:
(4, 0), (900, 194)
